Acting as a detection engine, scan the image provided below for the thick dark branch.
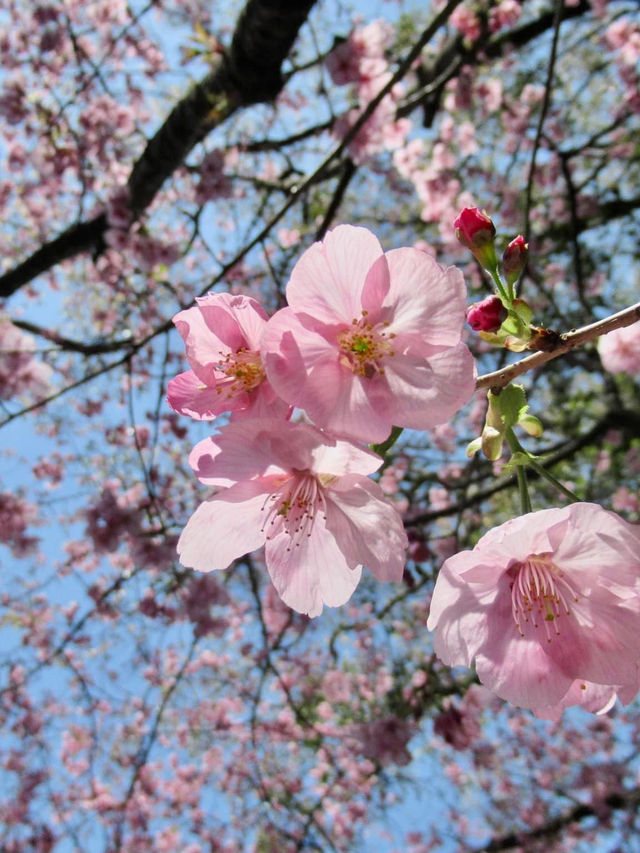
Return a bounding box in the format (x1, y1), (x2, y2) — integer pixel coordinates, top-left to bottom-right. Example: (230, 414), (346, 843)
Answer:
(0, 0), (317, 299)
(0, 214), (107, 300)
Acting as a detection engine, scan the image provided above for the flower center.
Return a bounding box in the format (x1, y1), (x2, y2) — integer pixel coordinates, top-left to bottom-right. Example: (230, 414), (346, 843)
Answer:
(508, 554), (580, 643)
(260, 471), (327, 550)
(215, 348), (265, 396)
(336, 311), (395, 378)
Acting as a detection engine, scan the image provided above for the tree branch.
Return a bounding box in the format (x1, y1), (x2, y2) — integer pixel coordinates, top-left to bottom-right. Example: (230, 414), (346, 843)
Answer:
(0, 0), (317, 299)
(477, 786), (640, 851)
(476, 302), (640, 391)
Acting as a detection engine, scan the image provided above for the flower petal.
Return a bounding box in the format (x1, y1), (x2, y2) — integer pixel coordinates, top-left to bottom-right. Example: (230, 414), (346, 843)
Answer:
(286, 225), (384, 323)
(324, 475), (408, 581)
(177, 481), (270, 572)
(265, 513), (362, 616)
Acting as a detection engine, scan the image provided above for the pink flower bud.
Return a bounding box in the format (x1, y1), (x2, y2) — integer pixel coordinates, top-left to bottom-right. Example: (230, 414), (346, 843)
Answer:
(502, 234), (528, 283)
(466, 295), (507, 332)
(454, 207), (498, 271)
(454, 207), (496, 250)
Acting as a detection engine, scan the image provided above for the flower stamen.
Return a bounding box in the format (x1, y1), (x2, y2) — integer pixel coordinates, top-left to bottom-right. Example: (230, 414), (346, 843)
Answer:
(260, 472), (328, 550)
(509, 554), (580, 643)
(337, 313), (395, 378)
(215, 347), (265, 396)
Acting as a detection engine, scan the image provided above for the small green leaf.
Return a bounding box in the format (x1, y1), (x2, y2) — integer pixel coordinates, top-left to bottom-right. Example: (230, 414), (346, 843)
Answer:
(496, 384), (527, 429)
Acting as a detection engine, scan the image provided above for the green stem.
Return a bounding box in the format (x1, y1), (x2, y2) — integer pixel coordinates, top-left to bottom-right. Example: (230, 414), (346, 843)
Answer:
(488, 266), (512, 307)
(371, 425), (403, 459)
(506, 428), (582, 505)
(505, 429), (532, 514)
(526, 457), (581, 503)
(516, 465), (532, 514)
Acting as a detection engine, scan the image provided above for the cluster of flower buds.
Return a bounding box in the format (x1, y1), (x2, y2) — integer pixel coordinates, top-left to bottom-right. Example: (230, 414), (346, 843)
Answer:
(454, 207), (562, 353)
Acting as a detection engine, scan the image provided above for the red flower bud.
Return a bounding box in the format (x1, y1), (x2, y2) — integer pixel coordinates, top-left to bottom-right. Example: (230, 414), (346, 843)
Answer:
(454, 208), (496, 251)
(502, 235), (528, 284)
(466, 296), (508, 333)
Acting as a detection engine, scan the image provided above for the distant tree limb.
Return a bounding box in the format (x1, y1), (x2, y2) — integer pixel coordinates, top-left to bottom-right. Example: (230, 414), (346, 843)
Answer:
(476, 785), (640, 851)
(0, 0), (317, 300)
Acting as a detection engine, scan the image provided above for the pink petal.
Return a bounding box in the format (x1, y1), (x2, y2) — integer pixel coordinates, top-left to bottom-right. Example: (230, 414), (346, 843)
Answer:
(383, 249), (467, 344)
(265, 512), (362, 616)
(427, 556), (496, 666)
(324, 475), (407, 581)
(196, 292), (269, 351)
(311, 439), (382, 477)
(476, 635), (574, 708)
(166, 370), (226, 420)
(381, 343), (476, 429)
(263, 315), (392, 443)
(177, 481), (270, 572)
(286, 225), (384, 324)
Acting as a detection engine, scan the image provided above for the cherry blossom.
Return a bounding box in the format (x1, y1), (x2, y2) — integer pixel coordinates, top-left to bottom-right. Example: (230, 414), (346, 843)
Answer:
(167, 292), (289, 421)
(0, 316), (52, 401)
(177, 418), (408, 616)
(261, 225), (476, 443)
(597, 322), (640, 375)
(427, 503), (640, 714)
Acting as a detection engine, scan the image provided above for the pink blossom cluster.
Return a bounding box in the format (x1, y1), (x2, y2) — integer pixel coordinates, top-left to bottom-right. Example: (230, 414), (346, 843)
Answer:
(0, 316), (52, 401)
(326, 21), (411, 163)
(169, 225), (475, 616)
(194, 148), (237, 205)
(105, 187), (180, 272)
(0, 491), (39, 557)
(428, 504), (640, 716)
(598, 321), (640, 375)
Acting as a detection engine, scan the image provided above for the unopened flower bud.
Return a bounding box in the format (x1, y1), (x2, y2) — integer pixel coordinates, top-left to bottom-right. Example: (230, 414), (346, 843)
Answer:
(502, 235), (528, 284)
(454, 207), (498, 271)
(454, 208), (496, 249)
(466, 295), (508, 333)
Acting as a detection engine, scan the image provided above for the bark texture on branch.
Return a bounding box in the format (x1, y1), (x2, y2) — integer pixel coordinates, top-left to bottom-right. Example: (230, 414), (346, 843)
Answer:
(0, 0), (317, 299)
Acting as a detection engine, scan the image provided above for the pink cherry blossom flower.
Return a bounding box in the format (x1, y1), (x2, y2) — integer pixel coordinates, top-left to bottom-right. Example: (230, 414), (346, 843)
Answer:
(167, 292), (289, 421)
(598, 322), (640, 376)
(427, 503), (640, 714)
(177, 418), (408, 617)
(261, 225), (476, 444)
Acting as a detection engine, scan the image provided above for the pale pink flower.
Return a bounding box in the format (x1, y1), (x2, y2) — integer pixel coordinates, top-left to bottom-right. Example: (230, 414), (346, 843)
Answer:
(427, 503), (640, 714)
(167, 292), (289, 421)
(177, 419), (408, 617)
(261, 225), (476, 444)
(598, 322), (640, 375)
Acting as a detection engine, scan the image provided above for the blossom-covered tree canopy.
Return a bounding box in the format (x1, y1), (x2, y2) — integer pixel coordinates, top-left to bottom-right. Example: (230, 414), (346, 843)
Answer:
(1, 0), (640, 850)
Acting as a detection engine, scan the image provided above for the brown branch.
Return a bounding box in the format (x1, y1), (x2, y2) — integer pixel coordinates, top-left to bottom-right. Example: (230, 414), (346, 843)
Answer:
(477, 786), (640, 851)
(476, 302), (640, 391)
(0, 0), (317, 299)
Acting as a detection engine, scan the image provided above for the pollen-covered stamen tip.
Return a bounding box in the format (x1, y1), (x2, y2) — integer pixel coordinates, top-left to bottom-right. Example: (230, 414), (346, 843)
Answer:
(216, 347), (265, 396)
(509, 555), (579, 643)
(337, 311), (396, 378)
